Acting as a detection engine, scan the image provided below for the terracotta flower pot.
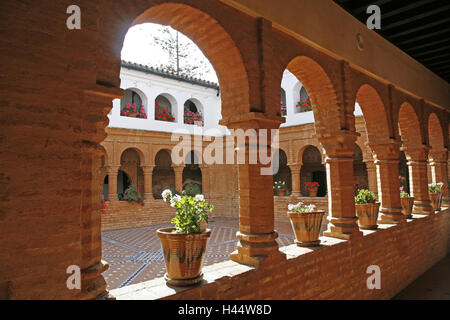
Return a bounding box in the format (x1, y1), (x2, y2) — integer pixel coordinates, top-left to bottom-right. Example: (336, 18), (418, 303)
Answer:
(157, 228), (211, 287)
(400, 197), (414, 219)
(127, 111), (137, 118)
(309, 188), (318, 197)
(278, 188), (287, 196)
(429, 193), (441, 211)
(288, 210), (325, 247)
(355, 202), (380, 230)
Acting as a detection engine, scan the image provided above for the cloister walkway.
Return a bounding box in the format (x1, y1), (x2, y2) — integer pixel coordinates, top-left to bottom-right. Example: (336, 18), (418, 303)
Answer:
(102, 217), (295, 290)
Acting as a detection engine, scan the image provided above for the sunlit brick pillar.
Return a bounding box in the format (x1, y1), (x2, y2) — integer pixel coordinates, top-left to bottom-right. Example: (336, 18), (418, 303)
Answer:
(173, 165), (184, 192)
(370, 141), (404, 224)
(224, 114), (286, 267)
(288, 164), (301, 196)
(428, 149), (449, 207)
(364, 160), (378, 199)
(142, 165), (155, 200)
(320, 133), (363, 240)
(106, 166), (120, 201)
(404, 146), (433, 215)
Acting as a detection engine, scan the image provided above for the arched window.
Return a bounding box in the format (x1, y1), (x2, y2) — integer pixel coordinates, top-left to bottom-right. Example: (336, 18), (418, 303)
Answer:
(120, 89), (147, 118)
(295, 86), (311, 113)
(153, 150), (175, 199)
(353, 145), (368, 191)
(119, 148), (144, 199)
(280, 89), (287, 117)
(184, 99), (204, 126)
(155, 95), (176, 122)
(399, 151), (410, 194)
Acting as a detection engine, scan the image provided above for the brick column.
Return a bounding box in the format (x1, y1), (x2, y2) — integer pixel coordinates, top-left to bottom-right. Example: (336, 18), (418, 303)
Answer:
(370, 141), (404, 224)
(200, 165), (210, 199)
(320, 133), (363, 240)
(364, 160), (378, 199)
(404, 146), (433, 215)
(428, 149), (449, 207)
(106, 166), (119, 201)
(142, 165), (155, 200)
(288, 164), (301, 196)
(173, 165), (184, 192)
(223, 113), (286, 267)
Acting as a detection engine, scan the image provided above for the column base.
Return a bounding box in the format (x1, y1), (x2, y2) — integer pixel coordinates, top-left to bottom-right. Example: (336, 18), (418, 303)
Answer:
(323, 216), (363, 240)
(378, 207), (405, 224)
(230, 231), (286, 268)
(80, 260), (109, 300)
(412, 200), (434, 215)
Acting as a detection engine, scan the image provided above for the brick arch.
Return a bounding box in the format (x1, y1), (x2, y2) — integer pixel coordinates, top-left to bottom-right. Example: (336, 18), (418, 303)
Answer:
(427, 112), (445, 150)
(154, 148), (173, 166)
(398, 102), (424, 148)
(127, 2), (250, 119)
(355, 84), (391, 143)
(118, 146), (145, 165)
(284, 56), (342, 136)
(298, 143), (323, 166)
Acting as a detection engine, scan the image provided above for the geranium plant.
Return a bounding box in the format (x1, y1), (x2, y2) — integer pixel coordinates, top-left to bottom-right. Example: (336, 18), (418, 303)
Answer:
(280, 101), (287, 116)
(100, 199), (106, 214)
(355, 189), (377, 204)
(288, 201), (317, 213)
(274, 181), (286, 189)
(162, 189), (213, 234)
(399, 176), (410, 197)
(304, 181), (319, 191)
(184, 105), (204, 126)
(123, 185), (144, 206)
(428, 182), (444, 194)
(155, 101), (175, 122)
(121, 103), (147, 119)
(296, 98), (312, 112)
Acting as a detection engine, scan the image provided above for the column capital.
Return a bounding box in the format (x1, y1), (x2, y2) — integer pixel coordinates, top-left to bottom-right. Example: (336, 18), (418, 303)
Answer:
(369, 140), (402, 161)
(220, 112), (284, 130)
(319, 131), (359, 159)
(287, 163), (301, 172)
(428, 148), (448, 163)
(105, 165), (120, 174)
(142, 165), (155, 174)
(171, 165), (185, 172)
(401, 145), (430, 162)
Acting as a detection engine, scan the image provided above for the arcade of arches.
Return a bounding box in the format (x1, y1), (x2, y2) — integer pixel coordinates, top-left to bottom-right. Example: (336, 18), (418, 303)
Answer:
(1, 0), (449, 300)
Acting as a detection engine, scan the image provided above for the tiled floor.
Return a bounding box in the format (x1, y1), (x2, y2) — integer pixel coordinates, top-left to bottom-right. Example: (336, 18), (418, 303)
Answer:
(102, 217), (296, 290)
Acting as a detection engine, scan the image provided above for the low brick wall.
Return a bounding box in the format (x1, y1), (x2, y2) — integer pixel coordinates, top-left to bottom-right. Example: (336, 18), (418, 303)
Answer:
(102, 195), (327, 231)
(111, 209), (449, 300)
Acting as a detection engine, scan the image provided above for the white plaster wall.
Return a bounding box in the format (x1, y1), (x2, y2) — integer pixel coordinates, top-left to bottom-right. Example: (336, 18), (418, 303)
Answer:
(109, 67), (363, 135)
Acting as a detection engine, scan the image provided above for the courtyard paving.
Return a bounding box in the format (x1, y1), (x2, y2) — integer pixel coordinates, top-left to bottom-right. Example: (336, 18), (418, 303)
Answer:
(102, 217), (296, 290)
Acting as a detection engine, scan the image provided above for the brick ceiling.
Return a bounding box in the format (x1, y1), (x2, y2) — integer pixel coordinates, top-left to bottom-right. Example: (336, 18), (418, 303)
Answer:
(333, 0), (450, 84)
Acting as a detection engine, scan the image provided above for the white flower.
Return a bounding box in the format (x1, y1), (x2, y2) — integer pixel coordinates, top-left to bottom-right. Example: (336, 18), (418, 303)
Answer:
(170, 195), (181, 207)
(288, 204), (296, 211)
(195, 194), (205, 201)
(161, 189), (172, 202)
(306, 204), (316, 212)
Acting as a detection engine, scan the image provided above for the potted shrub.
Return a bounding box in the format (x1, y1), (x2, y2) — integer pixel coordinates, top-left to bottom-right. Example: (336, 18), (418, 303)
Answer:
(428, 182), (444, 211)
(304, 181), (319, 197)
(123, 185), (144, 206)
(355, 189), (380, 230)
(157, 189), (213, 287)
(399, 176), (414, 219)
(287, 202), (325, 247)
(274, 181), (287, 196)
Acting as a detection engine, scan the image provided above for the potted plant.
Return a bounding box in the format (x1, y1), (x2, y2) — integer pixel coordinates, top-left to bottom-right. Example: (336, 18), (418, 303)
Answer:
(121, 103), (147, 119)
(296, 98), (312, 113)
(428, 182), (444, 212)
(280, 101), (287, 117)
(399, 176), (414, 219)
(355, 189), (380, 230)
(287, 202), (325, 247)
(304, 181), (319, 197)
(274, 181), (287, 196)
(157, 189), (213, 287)
(123, 185), (144, 206)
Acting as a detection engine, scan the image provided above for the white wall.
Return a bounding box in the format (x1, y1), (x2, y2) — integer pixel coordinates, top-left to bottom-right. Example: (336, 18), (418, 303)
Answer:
(109, 67), (363, 135)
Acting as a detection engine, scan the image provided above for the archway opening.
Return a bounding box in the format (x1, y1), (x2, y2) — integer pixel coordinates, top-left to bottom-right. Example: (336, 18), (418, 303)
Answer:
(152, 149), (175, 199)
(183, 151), (202, 195)
(273, 149), (292, 195)
(300, 146), (326, 197)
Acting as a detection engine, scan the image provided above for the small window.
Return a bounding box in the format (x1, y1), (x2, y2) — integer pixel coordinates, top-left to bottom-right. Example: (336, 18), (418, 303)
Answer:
(295, 87), (311, 113)
(155, 95), (176, 122)
(120, 89), (147, 119)
(183, 99), (204, 126)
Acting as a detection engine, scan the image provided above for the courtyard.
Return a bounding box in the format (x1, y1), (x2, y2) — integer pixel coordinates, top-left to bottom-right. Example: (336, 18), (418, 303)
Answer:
(102, 217), (296, 290)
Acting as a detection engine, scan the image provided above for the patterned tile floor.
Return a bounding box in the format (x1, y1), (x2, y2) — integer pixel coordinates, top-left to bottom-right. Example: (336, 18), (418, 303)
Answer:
(102, 217), (296, 290)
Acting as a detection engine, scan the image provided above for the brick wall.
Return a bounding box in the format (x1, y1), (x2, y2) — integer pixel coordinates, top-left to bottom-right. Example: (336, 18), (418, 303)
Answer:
(112, 209), (450, 300)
